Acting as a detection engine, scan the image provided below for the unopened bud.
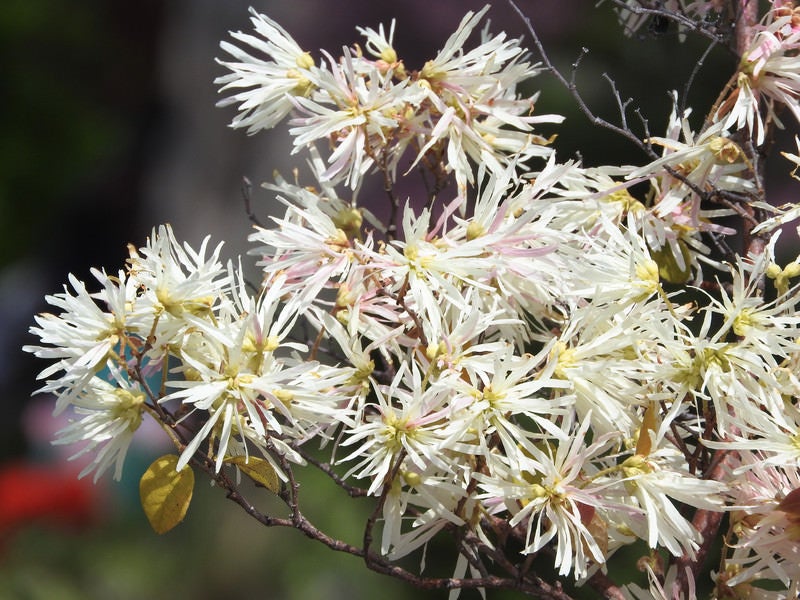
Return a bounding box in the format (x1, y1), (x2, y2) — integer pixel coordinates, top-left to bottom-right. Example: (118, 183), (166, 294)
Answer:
(295, 52), (314, 69)
(709, 136), (742, 165)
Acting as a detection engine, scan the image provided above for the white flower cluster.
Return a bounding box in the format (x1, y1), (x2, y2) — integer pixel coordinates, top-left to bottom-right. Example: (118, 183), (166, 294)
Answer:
(216, 6), (562, 194)
(716, 5), (800, 146)
(25, 226), (355, 480)
(25, 4), (800, 598)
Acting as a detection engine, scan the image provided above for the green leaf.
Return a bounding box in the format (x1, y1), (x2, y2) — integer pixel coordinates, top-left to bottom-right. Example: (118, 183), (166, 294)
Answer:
(226, 456), (280, 493)
(650, 241), (691, 284)
(139, 454), (194, 534)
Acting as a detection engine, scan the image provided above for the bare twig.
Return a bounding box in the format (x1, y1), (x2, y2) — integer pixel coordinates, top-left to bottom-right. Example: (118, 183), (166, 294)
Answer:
(241, 176), (264, 228)
(295, 445), (370, 498)
(602, 72), (635, 132)
(507, 0), (659, 159)
(681, 38), (719, 115)
(379, 150), (400, 241)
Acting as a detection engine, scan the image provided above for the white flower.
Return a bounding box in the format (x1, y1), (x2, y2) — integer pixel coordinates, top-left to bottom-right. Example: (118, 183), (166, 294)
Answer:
(720, 462), (800, 593)
(24, 226), (241, 480)
(406, 6), (563, 193)
(164, 272), (349, 472)
(716, 10), (800, 145)
(24, 268), (140, 413)
(606, 444), (726, 558)
(338, 363), (453, 496)
(53, 372), (146, 481)
(380, 465), (469, 559)
(415, 287), (517, 379)
(128, 224), (230, 346)
(216, 8), (319, 133)
(546, 303), (665, 438)
(624, 563), (695, 600)
(418, 6), (534, 92)
(631, 101), (749, 194)
(445, 342), (571, 464)
(477, 416), (621, 579)
(705, 240), (800, 359)
(249, 178), (361, 298)
(627, 94), (747, 277)
(356, 19), (405, 77)
(288, 49), (421, 189)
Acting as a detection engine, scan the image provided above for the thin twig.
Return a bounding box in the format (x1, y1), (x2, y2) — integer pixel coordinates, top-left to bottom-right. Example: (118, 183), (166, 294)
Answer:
(295, 445), (370, 498)
(603, 72), (634, 132)
(681, 38), (719, 115)
(508, 0), (659, 158)
(241, 176), (264, 228)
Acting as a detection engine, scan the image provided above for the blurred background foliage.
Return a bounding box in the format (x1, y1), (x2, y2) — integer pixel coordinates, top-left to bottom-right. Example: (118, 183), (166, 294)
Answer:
(0, 0), (781, 598)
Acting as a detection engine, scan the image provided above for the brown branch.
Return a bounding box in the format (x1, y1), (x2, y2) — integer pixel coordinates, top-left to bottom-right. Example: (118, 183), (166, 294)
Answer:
(294, 445), (370, 497)
(363, 549), (579, 599)
(735, 0), (759, 58)
(672, 449), (739, 599)
(729, 0), (772, 263)
(587, 571), (627, 600)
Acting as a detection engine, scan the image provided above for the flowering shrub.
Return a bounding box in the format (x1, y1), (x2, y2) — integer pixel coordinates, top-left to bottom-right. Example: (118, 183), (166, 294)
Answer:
(23, 1), (800, 598)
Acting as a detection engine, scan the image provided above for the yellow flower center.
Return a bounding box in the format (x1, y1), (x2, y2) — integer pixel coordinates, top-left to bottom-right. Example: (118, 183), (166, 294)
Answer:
(112, 388), (145, 431)
(551, 341), (576, 379)
(466, 221), (486, 241)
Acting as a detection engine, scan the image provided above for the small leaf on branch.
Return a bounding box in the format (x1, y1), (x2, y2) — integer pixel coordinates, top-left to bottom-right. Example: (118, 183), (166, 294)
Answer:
(650, 242), (691, 284)
(635, 403), (658, 457)
(139, 454), (194, 534)
(226, 456), (280, 493)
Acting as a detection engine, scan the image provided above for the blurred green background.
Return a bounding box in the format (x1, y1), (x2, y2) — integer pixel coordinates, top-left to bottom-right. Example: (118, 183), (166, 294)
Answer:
(0, 1), (781, 598)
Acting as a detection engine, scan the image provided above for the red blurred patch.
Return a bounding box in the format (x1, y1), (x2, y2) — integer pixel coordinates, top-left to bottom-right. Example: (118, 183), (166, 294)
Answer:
(0, 461), (98, 539)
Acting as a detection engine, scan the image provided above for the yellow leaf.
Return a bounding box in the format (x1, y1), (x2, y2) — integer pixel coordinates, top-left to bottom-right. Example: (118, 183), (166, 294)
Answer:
(636, 403), (658, 457)
(139, 454), (194, 534)
(226, 456), (280, 493)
